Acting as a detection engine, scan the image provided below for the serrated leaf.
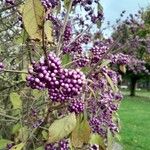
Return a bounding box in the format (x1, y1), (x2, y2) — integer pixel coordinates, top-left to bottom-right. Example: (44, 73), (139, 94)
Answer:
(11, 143), (25, 150)
(119, 65), (126, 73)
(14, 30), (28, 44)
(89, 134), (106, 150)
(71, 119), (91, 148)
(44, 20), (53, 42)
(22, 0), (44, 39)
(0, 139), (13, 149)
(62, 54), (72, 66)
(10, 92), (22, 110)
(48, 113), (76, 143)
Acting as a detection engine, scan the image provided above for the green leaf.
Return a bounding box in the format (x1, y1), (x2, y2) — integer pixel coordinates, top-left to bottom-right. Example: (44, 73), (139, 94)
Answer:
(14, 30), (28, 44)
(17, 126), (29, 142)
(100, 59), (111, 68)
(89, 134), (106, 149)
(32, 89), (43, 99)
(71, 119), (91, 148)
(44, 20), (53, 42)
(42, 130), (48, 140)
(11, 143), (25, 150)
(22, 0), (44, 39)
(0, 139), (12, 149)
(107, 129), (114, 150)
(48, 113), (77, 143)
(81, 66), (90, 74)
(64, 0), (70, 9)
(62, 54), (72, 66)
(12, 123), (21, 134)
(35, 146), (44, 150)
(10, 92), (22, 110)
(21, 71), (27, 81)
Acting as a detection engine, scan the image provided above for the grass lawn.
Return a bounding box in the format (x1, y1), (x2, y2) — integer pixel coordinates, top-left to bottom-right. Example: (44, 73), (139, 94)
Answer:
(119, 91), (150, 150)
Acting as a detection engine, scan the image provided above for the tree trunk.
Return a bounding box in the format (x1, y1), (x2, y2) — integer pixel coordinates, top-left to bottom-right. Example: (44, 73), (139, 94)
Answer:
(130, 77), (138, 96)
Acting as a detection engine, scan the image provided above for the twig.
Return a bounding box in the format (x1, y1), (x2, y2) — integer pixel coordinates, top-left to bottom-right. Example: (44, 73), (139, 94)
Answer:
(57, 0), (73, 55)
(1, 69), (28, 74)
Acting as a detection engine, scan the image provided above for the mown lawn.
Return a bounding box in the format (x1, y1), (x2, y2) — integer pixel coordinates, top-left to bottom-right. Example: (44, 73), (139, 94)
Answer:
(119, 91), (150, 150)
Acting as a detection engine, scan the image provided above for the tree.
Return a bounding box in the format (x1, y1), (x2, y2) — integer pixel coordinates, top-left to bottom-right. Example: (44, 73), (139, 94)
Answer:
(111, 9), (150, 96)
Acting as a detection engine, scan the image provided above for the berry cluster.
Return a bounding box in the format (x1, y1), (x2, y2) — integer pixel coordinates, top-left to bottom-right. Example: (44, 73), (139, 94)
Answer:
(0, 62), (4, 71)
(73, 54), (89, 67)
(5, 0), (14, 5)
(89, 144), (99, 150)
(26, 53), (85, 102)
(45, 139), (69, 150)
(90, 42), (108, 63)
(41, 0), (58, 10)
(64, 23), (72, 43)
(68, 99), (84, 114)
(48, 68), (85, 102)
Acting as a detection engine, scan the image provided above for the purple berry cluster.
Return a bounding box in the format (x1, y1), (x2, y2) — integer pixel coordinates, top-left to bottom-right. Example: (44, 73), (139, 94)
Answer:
(41, 0), (58, 10)
(110, 53), (130, 65)
(5, 0), (14, 5)
(48, 68), (85, 102)
(89, 144), (99, 150)
(64, 23), (72, 43)
(90, 42), (108, 63)
(45, 139), (69, 150)
(68, 99), (84, 114)
(73, 54), (90, 67)
(0, 62), (4, 71)
(26, 53), (85, 102)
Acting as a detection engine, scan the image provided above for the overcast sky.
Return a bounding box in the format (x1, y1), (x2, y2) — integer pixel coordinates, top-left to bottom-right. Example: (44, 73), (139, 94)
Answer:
(101, 0), (150, 37)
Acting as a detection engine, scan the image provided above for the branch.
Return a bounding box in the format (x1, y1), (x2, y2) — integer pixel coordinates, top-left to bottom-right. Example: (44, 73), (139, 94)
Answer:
(1, 69), (28, 74)
(57, 0), (73, 55)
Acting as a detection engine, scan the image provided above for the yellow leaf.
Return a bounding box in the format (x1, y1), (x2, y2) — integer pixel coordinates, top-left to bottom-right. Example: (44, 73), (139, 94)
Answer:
(48, 113), (76, 143)
(119, 65), (126, 73)
(11, 143), (25, 150)
(104, 73), (116, 92)
(71, 119), (91, 148)
(22, 0), (44, 39)
(44, 20), (53, 42)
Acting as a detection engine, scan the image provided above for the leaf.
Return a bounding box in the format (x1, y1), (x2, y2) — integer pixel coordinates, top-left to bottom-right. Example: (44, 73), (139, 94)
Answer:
(11, 143), (25, 150)
(89, 134), (106, 150)
(119, 65), (126, 73)
(32, 89), (43, 99)
(22, 0), (44, 39)
(62, 54), (72, 66)
(42, 130), (48, 140)
(12, 123), (21, 134)
(21, 71), (27, 81)
(16, 127), (29, 142)
(100, 59), (111, 68)
(0, 139), (13, 149)
(81, 66), (91, 74)
(71, 119), (91, 148)
(107, 129), (113, 150)
(44, 20), (53, 42)
(10, 92), (22, 110)
(48, 113), (76, 143)
(104, 73), (116, 92)
(14, 30), (28, 44)
(35, 146), (44, 150)
(64, 0), (70, 9)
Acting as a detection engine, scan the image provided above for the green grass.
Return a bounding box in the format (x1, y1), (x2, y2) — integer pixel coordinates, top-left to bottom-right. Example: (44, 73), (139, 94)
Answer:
(119, 92), (150, 150)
